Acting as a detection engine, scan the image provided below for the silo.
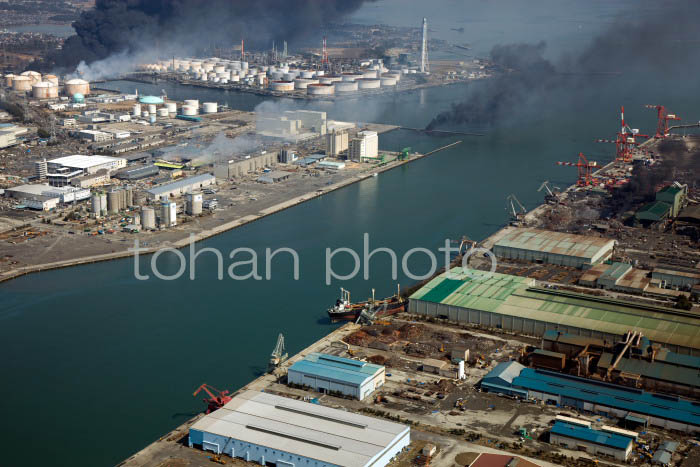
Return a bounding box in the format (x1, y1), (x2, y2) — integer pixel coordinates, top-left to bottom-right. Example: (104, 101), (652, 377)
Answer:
(12, 76), (32, 91)
(214, 65), (225, 73)
(32, 82), (58, 98)
(64, 78), (90, 96)
(91, 193), (104, 218)
(107, 190), (120, 214)
(125, 186), (134, 207)
(150, 115), (156, 124)
(133, 103), (141, 117)
(4, 74), (14, 87)
(166, 102), (177, 114)
(160, 199), (177, 227)
(182, 105), (197, 116)
(141, 206), (156, 229)
(185, 192), (203, 215)
(230, 75), (240, 82)
(269, 71), (284, 80)
(307, 83), (335, 96)
(44, 74), (59, 86)
(282, 72), (298, 81)
(20, 71), (42, 84)
(157, 108), (169, 118)
(202, 102), (218, 113)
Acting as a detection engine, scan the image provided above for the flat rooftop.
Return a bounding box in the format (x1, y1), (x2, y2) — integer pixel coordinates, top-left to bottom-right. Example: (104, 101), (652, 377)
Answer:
(190, 390), (408, 466)
(147, 174), (214, 196)
(48, 154), (123, 168)
(494, 228), (615, 259)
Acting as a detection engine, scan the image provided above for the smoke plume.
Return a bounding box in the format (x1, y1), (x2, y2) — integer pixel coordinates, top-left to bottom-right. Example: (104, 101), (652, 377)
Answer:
(45, 0), (374, 74)
(427, 0), (700, 130)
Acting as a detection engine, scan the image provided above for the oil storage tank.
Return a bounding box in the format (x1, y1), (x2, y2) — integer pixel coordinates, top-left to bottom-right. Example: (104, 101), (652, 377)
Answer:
(270, 81), (294, 92)
(307, 83), (335, 96)
(20, 71), (42, 84)
(357, 78), (381, 90)
(202, 102), (218, 113)
(65, 78), (90, 96)
(185, 192), (203, 215)
(32, 82), (58, 98)
(12, 76), (32, 91)
(335, 81), (358, 93)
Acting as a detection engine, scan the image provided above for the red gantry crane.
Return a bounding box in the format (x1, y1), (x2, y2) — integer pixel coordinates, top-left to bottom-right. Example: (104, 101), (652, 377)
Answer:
(193, 383), (232, 414)
(557, 152), (598, 187)
(596, 106), (648, 162)
(645, 105), (681, 138)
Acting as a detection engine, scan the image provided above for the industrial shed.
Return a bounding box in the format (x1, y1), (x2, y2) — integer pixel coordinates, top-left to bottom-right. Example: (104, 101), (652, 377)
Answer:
(288, 353), (385, 400)
(189, 390), (410, 467)
(550, 421), (633, 461)
(146, 174), (215, 200)
(409, 269), (700, 355)
(481, 362), (700, 433)
(492, 228), (615, 268)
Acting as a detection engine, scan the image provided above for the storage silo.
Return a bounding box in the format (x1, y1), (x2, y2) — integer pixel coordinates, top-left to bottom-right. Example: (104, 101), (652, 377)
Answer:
(300, 71), (315, 79)
(141, 206), (156, 229)
(125, 186), (134, 207)
(64, 78), (90, 96)
(147, 104), (157, 114)
(185, 192), (203, 215)
(166, 102), (177, 114)
(12, 76), (32, 91)
(294, 78), (318, 90)
(107, 190), (121, 213)
(202, 102), (218, 113)
(91, 192), (104, 218)
(160, 199), (177, 227)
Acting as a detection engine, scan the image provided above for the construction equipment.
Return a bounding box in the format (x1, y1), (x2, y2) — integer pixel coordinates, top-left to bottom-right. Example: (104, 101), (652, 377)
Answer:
(399, 147), (411, 161)
(556, 153), (598, 187)
(506, 194), (527, 224)
(208, 454), (226, 465)
(193, 383), (232, 414)
(538, 181), (561, 203)
(645, 104), (681, 138)
(268, 333), (288, 372)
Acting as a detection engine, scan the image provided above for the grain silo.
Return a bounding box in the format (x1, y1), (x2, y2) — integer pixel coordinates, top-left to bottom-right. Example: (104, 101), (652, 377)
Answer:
(185, 192), (203, 215)
(141, 206), (156, 229)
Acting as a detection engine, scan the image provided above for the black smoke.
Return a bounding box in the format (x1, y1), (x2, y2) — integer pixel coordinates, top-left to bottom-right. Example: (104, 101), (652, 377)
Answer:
(44, 0), (374, 70)
(427, 0), (700, 130)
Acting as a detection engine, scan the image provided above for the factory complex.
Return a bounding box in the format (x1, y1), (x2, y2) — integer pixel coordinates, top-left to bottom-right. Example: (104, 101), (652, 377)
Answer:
(188, 390), (410, 467)
(481, 361), (700, 433)
(408, 269), (700, 355)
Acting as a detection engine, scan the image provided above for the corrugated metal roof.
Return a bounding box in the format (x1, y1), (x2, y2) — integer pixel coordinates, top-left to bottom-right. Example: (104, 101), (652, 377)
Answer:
(484, 361), (526, 386)
(494, 228), (614, 259)
(636, 201), (671, 221)
(601, 262), (632, 282)
(551, 421), (632, 450)
(147, 174), (214, 195)
(288, 353), (383, 386)
(411, 270), (700, 351)
(597, 352), (700, 388)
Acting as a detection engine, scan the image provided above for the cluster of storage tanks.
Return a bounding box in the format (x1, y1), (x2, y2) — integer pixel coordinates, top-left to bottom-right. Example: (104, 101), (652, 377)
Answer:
(269, 68), (401, 96)
(91, 186), (134, 218)
(131, 98), (218, 122)
(3, 71), (90, 99)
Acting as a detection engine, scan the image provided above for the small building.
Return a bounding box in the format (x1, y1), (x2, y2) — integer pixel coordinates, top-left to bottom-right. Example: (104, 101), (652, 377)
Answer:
(422, 358), (447, 374)
(493, 228), (616, 269)
(530, 349), (566, 371)
(77, 129), (114, 142)
(287, 352), (385, 400)
(278, 149), (297, 163)
(70, 169), (110, 188)
(147, 174), (215, 200)
(257, 170), (290, 184)
(656, 184), (687, 217)
(652, 441), (678, 466)
(318, 160), (346, 170)
(188, 390), (410, 467)
(636, 200), (671, 224)
(114, 164), (160, 181)
(652, 266), (700, 289)
(0, 123), (28, 148)
(550, 421), (633, 461)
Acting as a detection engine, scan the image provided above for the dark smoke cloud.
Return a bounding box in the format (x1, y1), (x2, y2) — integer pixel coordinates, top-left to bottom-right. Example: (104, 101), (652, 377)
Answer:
(46, 0), (374, 70)
(427, 0), (700, 130)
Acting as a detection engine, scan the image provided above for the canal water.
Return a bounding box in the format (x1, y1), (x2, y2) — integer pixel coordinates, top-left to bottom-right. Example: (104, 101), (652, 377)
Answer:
(2, 4), (698, 466)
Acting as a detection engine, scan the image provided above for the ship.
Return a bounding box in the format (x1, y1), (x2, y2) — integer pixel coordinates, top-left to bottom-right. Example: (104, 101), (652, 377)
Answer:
(327, 285), (406, 322)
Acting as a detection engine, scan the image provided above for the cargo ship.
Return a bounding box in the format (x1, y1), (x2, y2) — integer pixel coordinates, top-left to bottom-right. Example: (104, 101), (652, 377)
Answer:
(327, 285), (405, 321)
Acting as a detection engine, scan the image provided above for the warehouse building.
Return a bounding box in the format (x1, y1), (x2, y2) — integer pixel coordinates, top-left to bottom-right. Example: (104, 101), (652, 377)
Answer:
(114, 164), (160, 181)
(0, 123), (28, 148)
(146, 174), (215, 200)
(256, 170), (291, 184)
(213, 152), (277, 179)
(409, 269), (700, 355)
(579, 263), (651, 293)
(481, 361), (700, 433)
(188, 390), (410, 467)
(46, 155), (127, 186)
(288, 353), (385, 400)
(550, 421), (633, 461)
(652, 266), (700, 289)
(492, 228), (615, 269)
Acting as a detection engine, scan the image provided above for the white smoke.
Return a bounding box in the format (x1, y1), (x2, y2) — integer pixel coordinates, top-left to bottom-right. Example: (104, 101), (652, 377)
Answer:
(66, 49), (161, 81)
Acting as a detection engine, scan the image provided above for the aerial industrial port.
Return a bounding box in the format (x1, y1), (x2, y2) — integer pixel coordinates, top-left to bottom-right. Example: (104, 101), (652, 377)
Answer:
(1, 2), (699, 467)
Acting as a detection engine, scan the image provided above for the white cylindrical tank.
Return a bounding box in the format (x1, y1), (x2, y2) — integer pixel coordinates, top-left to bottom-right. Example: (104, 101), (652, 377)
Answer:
(20, 71), (41, 84)
(294, 78), (318, 89)
(12, 76), (32, 91)
(357, 78), (381, 89)
(200, 74), (208, 81)
(182, 105), (197, 116)
(150, 115), (156, 124)
(32, 82), (58, 98)
(270, 81), (294, 92)
(230, 75), (240, 82)
(4, 74), (14, 87)
(157, 108), (169, 117)
(141, 206), (156, 229)
(380, 76), (397, 86)
(65, 78), (90, 96)
(43, 74), (59, 86)
(148, 104), (157, 114)
(269, 71), (284, 80)
(184, 99), (199, 109)
(335, 81), (358, 93)
(362, 70), (378, 79)
(319, 76), (342, 84)
(214, 65), (225, 73)
(342, 73), (362, 82)
(91, 193), (105, 218)
(133, 103), (142, 117)
(185, 192), (203, 215)
(307, 83), (335, 96)
(166, 102), (177, 113)
(282, 72), (298, 81)
(300, 71), (315, 79)
(202, 102), (217, 113)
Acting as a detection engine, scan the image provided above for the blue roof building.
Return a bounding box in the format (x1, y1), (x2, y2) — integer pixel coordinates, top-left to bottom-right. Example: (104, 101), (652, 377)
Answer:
(550, 421), (633, 461)
(288, 353), (385, 400)
(481, 361), (700, 433)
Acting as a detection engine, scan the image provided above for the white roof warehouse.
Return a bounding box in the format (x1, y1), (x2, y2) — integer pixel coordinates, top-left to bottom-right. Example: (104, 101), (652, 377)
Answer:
(189, 390), (410, 467)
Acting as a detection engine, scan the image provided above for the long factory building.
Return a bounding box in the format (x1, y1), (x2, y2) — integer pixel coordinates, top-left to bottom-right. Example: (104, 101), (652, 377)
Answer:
(481, 361), (700, 433)
(408, 269), (700, 355)
(189, 390), (410, 467)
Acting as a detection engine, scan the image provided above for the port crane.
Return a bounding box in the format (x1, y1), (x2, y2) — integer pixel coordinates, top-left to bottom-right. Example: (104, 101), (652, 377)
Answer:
(398, 147), (411, 161)
(645, 105), (681, 138)
(269, 333), (288, 372)
(537, 180), (561, 201)
(595, 106), (647, 162)
(192, 383), (232, 413)
(556, 152), (598, 187)
(506, 194), (527, 223)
